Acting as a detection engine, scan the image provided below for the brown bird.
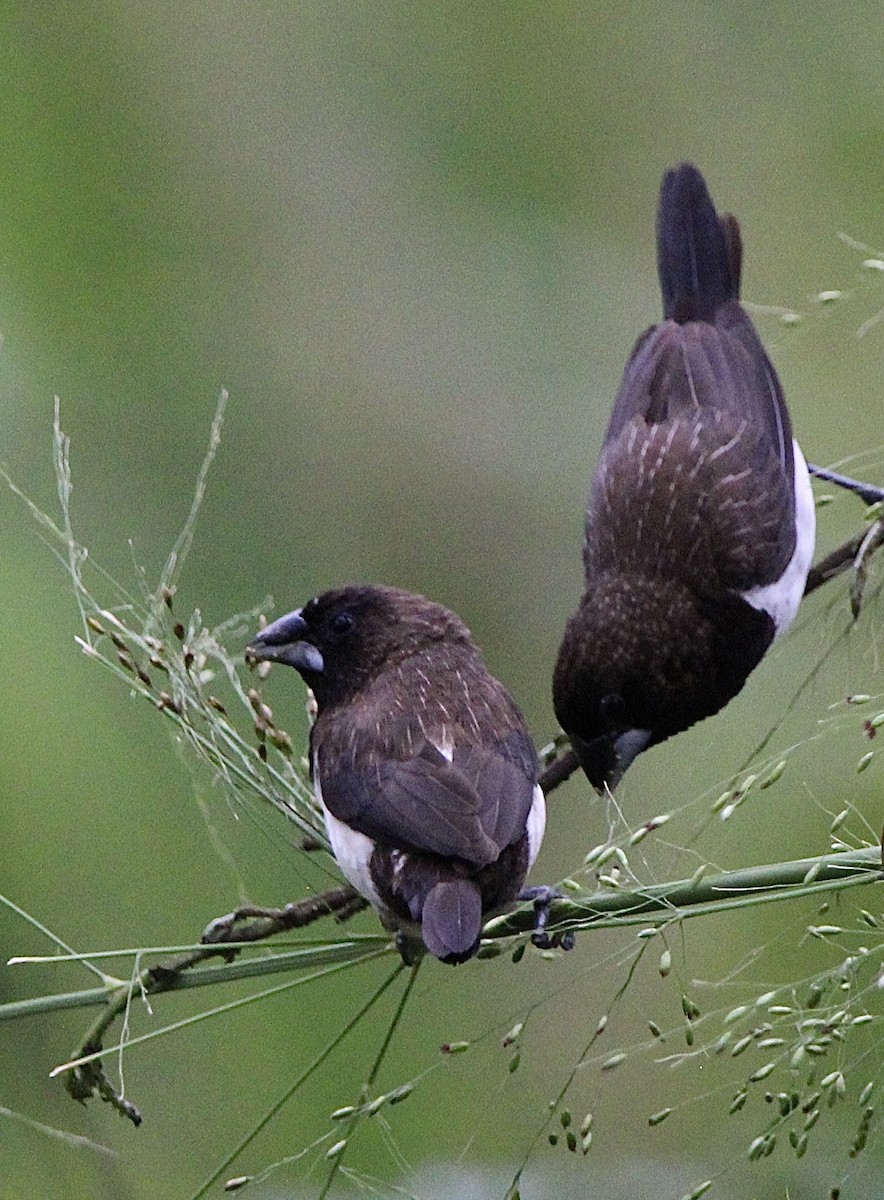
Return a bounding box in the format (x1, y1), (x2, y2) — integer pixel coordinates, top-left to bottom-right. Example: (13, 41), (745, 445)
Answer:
(247, 585), (548, 964)
(554, 163), (815, 791)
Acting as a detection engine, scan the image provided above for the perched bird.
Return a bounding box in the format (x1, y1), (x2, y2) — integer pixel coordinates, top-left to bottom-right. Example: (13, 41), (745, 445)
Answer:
(553, 163), (815, 791)
(246, 585), (547, 964)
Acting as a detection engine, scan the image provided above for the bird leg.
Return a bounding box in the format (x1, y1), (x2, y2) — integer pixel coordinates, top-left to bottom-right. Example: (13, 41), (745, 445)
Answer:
(518, 885), (576, 951)
(393, 929), (424, 966)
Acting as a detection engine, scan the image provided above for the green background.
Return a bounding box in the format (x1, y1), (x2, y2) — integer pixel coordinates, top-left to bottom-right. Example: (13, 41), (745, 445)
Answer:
(1, 4), (882, 1198)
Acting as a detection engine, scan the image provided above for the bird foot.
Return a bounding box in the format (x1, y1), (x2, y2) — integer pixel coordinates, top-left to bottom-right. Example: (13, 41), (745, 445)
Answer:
(518, 885), (576, 951)
(394, 929), (427, 966)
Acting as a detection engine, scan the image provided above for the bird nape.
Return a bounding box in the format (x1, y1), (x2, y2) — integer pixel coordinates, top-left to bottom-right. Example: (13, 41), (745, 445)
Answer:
(246, 584), (556, 965)
(553, 162), (815, 793)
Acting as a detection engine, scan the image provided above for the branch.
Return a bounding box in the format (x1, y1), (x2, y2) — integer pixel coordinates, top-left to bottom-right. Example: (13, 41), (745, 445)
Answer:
(6, 889), (375, 1125)
(7, 411), (882, 1142)
(805, 463), (884, 611)
(804, 531), (869, 595)
(200, 887), (368, 947)
(807, 463), (884, 507)
(484, 845), (883, 940)
(538, 747), (581, 794)
(16, 844), (879, 1126)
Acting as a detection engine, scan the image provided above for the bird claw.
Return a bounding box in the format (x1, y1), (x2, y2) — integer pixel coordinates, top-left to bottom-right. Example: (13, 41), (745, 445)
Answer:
(394, 929), (422, 966)
(518, 886), (576, 952)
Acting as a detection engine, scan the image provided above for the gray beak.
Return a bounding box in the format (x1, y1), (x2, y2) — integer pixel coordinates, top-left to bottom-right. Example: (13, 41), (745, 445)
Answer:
(606, 728), (653, 792)
(574, 727), (652, 794)
(245, 608), (324, 674)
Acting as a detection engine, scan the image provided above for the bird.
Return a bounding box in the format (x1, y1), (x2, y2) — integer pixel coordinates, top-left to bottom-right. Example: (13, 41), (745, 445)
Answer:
(246, 585), (548, 965)
(553, 162), (816, 792)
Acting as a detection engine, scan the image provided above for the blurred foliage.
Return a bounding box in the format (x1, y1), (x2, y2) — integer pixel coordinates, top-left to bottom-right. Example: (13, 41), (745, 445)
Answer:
(1, 4), (884, 1199)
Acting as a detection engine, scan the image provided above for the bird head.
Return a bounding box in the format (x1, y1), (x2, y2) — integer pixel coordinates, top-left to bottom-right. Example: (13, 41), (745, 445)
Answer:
(554, 683), (653, 794)
(552, 635), (653, 792)
(245, 584), (473, 710)
(552, 572), (725, 792)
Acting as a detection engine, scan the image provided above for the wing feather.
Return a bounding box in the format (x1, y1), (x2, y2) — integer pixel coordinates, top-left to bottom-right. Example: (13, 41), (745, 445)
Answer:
(315, 734), (536, 867)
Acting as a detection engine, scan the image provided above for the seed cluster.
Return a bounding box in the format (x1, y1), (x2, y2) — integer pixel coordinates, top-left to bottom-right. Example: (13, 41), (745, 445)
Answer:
(79, 589), (323, 846)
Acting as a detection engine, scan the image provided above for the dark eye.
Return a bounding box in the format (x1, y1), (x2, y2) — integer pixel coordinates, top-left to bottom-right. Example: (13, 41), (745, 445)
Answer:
(599, 692), (625, 730)
(328, 610), (356, 639)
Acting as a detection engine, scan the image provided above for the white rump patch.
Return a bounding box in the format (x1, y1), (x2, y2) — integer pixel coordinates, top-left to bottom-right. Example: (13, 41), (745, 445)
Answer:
(742, 440), (816, 637)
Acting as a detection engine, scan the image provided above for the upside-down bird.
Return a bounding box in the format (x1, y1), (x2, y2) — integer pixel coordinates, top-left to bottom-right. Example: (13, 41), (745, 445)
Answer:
(247, 585), (548, 964)
(553, 163), (815, 791)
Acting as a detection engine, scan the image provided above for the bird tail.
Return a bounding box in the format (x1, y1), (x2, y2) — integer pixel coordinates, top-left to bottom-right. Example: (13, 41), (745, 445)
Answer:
(657, 163), (742, 323)
(422, 879), (483, 965)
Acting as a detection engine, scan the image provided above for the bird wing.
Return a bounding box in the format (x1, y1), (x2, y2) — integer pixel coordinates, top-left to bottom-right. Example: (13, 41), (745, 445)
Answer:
(590, 408), (795, 592)
(602, 312), (792, 476)
(587, 296), (798, 595)
(314, 730), (537, 868)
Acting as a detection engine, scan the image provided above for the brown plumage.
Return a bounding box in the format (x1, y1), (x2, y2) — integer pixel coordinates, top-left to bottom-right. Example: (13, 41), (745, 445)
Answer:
(247, 585), (546, 964)
(554, 164), (815, 791)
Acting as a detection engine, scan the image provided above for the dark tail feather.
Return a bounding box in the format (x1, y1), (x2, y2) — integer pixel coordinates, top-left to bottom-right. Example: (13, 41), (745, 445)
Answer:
(422, 880), (483, 965)
(657, 163), (740, 323)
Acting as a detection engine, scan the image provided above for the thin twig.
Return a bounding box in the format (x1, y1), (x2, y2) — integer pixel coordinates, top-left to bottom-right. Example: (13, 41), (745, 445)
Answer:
(189, 962), (405, 1200)
(317, 961), (420, 1199)
(538, 747), (581, 793)
(804, 532), (868, 595)
(54, 888), (374, 1123)
(850, 518), (884, 617)
(149, 388), (228, 636)
(808, 463), (884, 507)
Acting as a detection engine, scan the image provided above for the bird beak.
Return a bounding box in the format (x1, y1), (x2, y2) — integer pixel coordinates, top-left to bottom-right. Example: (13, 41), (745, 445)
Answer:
(245, 609), (324, 673)
(606, 729), (652, 791)
(575, 728), (652, 793)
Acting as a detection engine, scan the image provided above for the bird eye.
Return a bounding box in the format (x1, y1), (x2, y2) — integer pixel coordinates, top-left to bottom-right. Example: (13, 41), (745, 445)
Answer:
(599, 692), (625, 730)
(328, 610), (356, 639)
